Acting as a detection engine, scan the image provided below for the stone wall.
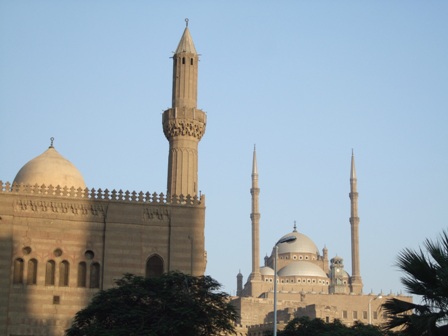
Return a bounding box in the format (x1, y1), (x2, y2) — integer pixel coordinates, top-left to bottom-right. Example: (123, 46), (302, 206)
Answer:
(0, 184), (206, 335)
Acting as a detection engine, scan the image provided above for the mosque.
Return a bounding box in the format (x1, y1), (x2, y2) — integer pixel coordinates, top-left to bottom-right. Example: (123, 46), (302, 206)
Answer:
(230, 149), (413, 335)
(0, 23), (410, 336)
(0, 24), (206, 335)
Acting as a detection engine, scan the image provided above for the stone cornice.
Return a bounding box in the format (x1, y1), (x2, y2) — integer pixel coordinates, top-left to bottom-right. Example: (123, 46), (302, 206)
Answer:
(0, 181), (205, 207)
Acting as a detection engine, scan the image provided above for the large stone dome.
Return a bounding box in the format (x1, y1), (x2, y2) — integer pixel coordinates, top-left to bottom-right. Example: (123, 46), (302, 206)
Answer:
(13, 145), (86, 189)
(277, 230), (319, 255)
(278, 261), (328, 278)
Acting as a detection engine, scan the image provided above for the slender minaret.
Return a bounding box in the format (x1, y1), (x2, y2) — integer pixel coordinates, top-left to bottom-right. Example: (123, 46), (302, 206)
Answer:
(250, 146), (261, 280)
(236, 270), (243, 296)
(349, 150), (363, 293)
(163, 19), (207, 197)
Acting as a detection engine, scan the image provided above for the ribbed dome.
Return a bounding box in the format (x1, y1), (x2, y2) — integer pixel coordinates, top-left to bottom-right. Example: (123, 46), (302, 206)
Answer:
(278, 261), (327, 278)
(13, 146), (86, 189)
(277, 230), (319, 255)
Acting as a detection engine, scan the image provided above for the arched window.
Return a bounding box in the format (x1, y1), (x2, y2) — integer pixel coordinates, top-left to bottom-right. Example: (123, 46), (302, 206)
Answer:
(59, 260), (70, 287)
(77, 262), (86, 287)
(90, 262), (100, 288)
(13, 258), (24, 284)
(45, 260), (55, 286)
(27, 259), (38, 285)
(145, 255), (163, 278)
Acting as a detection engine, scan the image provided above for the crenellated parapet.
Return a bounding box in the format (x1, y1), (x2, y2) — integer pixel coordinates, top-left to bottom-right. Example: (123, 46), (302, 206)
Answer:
(0, 181), (204, 206)
(162, 107), (206, 140)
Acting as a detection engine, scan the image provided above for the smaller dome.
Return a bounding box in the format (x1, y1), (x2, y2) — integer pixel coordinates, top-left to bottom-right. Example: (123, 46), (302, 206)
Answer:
(13, 146), (86, 189)
(277, 230), (319, 255)
(260, 266), (274, 276)
(278, 261), (328, 278)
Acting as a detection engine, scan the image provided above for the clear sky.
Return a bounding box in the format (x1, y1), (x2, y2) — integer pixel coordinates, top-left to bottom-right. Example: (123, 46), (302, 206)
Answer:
(1, 1), (447, 297)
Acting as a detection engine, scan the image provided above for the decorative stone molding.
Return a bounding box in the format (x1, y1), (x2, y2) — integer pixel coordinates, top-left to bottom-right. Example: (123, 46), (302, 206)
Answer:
(143, 207), (170, 221)
(0, 181), (204, 206)
(162, 107), (206, 141)
(14, 199), (104, 216)
(163, 118), (206, 140)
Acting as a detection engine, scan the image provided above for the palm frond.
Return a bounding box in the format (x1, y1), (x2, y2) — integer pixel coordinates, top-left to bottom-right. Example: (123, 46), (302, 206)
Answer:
(383, 230), (448, 335)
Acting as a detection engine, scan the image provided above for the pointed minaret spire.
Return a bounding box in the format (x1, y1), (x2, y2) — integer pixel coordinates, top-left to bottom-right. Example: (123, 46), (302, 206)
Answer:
(252, 145), (258, 175)
(351, 149), (357, 179)
(171, 21), (198, 109)
(349, 150), (363, 293)
(163, 21), (206, 197)
(250, 146), (261, 281)
(175, 22), (197, 56)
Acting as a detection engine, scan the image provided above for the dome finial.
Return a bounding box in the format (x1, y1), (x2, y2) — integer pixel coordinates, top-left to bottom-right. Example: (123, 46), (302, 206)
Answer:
(185, 18), (189, 27)
(293, 220), (297, 232)
(49, 137), (54, 148)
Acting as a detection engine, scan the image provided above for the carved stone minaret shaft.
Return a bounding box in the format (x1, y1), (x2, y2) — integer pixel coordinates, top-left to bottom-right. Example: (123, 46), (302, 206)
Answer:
(349, 150), (363, 293)
(163, 23), (206, 197)
(250, 147), (261, 280)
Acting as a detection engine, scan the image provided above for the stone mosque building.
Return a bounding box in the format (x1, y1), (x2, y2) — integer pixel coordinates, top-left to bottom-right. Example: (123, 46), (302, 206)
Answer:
(230, 148), (412, 335)
(0, 24), (206, 336)
(0, 23), (411, 336)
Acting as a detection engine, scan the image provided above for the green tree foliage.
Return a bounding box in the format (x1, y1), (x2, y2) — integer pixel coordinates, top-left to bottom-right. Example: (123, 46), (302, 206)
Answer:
(382, 230), (448, 335)
(277, 316), (400, 336)
(65, 272), (238, 336)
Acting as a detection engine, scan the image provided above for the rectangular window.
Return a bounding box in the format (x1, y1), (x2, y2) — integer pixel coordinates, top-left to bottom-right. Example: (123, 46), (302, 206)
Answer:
(363, 311), (368, 320)
(353, 311), (358, 319)
(373, 311), (378, 320)
(343, 310), (348, 319)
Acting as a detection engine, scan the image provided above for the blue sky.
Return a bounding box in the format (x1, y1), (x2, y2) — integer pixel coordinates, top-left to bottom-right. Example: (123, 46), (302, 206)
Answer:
(1, 1), (447, 297)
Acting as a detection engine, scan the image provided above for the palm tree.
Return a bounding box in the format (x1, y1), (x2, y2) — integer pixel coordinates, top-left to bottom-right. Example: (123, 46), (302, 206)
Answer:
(383, 230), (448, 335)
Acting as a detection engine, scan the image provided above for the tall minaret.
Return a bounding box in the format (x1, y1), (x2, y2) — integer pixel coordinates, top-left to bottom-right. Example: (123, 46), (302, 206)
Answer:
(250, 146), (261, 280)
(349, 150), (363, 294)
(163, 19), (207, 197)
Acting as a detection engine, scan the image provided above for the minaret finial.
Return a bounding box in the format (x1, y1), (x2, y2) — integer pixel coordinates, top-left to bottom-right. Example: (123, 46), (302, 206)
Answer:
(185, 18), (189, 27)
(293, 220), (297, 232)
(49, 137), (54, 148)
